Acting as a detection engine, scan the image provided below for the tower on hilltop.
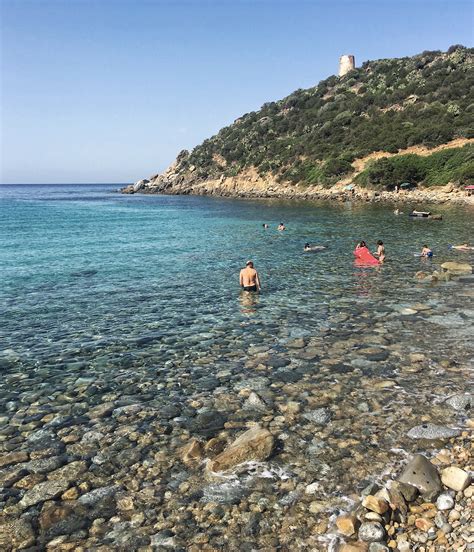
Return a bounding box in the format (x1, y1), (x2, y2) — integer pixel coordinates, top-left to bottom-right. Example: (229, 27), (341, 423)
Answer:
(339, 54), (355, 77)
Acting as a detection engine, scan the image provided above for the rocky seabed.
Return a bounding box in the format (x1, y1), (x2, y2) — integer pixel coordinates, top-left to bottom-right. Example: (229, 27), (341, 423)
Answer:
(0, 272), (473, 550)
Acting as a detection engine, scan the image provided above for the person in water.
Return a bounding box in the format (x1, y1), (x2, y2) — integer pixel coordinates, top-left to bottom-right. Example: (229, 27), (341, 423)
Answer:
(452, 243), (474, 251)
(355, 241), (367, 250)
(375, 240), (386, 263)
(304, 243), (327, 252)
(421, 245), (433, 257)
(278, 223), (286, 231)
(262, 223), (269, 229)
(239, 261), (261, 292)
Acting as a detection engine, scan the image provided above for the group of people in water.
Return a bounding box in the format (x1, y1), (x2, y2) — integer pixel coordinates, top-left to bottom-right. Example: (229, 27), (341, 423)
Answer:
(239, 222), (472, 292)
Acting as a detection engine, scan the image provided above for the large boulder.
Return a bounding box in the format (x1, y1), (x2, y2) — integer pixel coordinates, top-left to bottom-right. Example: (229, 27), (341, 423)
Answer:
(440, 261), (472, 275)
(398, 454), (442, 496)
(207, 426), (274, 472)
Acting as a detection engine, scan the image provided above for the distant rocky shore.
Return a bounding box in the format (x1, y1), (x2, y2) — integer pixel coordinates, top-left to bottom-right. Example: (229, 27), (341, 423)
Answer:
(121, 174), (474, 206)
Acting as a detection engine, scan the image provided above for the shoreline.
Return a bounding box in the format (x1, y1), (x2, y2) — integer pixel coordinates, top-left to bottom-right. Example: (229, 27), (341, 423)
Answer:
(122, 183), (474, 207)
(325, 428), (473, 551)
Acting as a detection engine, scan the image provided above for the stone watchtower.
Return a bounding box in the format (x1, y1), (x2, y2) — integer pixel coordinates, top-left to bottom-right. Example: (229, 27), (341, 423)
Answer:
(339, 54), (355, 77)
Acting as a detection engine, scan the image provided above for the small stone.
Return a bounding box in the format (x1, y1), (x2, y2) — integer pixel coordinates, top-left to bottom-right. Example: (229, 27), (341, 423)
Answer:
(339, 543), (369, 552)
(305, 482), (319, 494)
(362, 495), (389, 514)
(117, 496), (134, 511)
(440, 522), (452, 534)
(448, 509), (460, 522)
(440, 466), (471, 492)
(436, 493), (454, 511)
(308, 501), (325, 514)
(61, 487), (79, 500)
(302, 408), (331, 424)
(415, 518), (434, 531)
(368, 544), (389, 552)
(464, 484), (474, 498)
(364, 512), (383, 522)
(243, 391), (266, 410)
(336, 514), (360, 536)
(88, 402), (115, 419)
(181, 439), (203, 467)
(359, 521), (385, 542)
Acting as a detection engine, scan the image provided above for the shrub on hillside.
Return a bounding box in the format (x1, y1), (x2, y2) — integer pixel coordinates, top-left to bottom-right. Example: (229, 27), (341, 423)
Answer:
(355, 144), (473, 189)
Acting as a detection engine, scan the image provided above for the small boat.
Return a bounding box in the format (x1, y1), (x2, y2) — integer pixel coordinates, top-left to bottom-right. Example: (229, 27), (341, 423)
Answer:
(409, 210), (431, 218)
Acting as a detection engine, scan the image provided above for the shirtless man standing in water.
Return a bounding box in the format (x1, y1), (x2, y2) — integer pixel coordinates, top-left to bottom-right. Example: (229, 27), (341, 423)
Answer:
(239, 261), (261, 292)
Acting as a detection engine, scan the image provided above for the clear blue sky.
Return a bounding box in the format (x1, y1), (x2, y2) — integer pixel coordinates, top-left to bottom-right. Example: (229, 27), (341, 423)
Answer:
(1, 0), (472, 184)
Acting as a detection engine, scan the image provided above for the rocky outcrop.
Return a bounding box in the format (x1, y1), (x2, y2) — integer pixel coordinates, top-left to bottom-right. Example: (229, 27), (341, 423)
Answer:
(121, 161), (474, 205)
(440, 262), (473, 275)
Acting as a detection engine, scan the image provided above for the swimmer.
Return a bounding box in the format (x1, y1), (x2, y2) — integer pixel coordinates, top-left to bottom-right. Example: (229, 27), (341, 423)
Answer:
(304, 243), (327, 252)
(394, 208), (403, 215)
(262, 223), (269, 229)
(375, 240), (386, 263)
(420, 245), (433, 257)
(239, 260), (261, 292)
(451, 243), (474, 251)
(278, 223), (286, 231)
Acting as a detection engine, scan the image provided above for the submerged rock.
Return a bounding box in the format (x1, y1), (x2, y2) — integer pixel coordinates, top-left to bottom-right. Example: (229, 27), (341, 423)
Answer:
(19, 479), (71, 508)
(207, 426), (274, 472)
(0, 518), (35, 550)
(445, 393), (473, 411)
(302, 408), (332, 425)
(440, 261), (472, 275)
(406, 423), (460, 440)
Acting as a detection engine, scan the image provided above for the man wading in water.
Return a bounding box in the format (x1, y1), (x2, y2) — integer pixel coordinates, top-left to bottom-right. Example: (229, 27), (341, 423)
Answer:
(239, 261), (261, 292)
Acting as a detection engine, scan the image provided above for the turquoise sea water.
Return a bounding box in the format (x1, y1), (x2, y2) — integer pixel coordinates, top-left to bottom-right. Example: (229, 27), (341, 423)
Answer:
(1, 184), (473, 361)
(0, 184), (473, 548)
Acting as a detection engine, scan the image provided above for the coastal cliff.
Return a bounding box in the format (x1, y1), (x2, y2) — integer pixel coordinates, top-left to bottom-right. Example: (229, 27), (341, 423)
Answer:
(124, 46), (474, 200)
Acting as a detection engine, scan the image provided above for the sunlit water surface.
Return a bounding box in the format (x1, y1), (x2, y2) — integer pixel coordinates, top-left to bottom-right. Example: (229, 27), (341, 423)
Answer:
(0, 184), (472, 547)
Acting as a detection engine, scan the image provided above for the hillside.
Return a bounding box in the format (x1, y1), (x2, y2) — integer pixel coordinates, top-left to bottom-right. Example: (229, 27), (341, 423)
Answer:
(125, 46), (474, 196)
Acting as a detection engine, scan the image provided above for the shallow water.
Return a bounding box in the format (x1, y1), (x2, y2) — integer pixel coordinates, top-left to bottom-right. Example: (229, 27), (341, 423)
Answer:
(0, 184), (473, 549)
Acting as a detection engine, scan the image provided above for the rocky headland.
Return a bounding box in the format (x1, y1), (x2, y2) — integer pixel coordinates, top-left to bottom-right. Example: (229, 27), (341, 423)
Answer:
(123, 46), (474, 204)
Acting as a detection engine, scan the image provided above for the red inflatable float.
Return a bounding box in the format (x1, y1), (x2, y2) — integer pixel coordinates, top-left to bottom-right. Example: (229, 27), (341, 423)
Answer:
(353, 246), (379, 265)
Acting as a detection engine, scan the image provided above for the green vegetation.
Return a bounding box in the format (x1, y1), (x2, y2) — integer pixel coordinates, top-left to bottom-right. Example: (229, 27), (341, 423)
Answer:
(175, 46), (474, 188)
(355, 144), (474, 189)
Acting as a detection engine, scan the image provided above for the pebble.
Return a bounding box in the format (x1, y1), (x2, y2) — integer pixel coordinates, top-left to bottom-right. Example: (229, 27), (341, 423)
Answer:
(440, 466), (471, 492)
(359, 521), (385, 542)
(436, 493), (455, 510)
